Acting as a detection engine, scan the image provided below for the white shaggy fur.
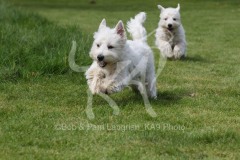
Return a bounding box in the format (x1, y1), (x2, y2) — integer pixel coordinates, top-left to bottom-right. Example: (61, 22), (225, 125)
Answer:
(85, 12), (157, 98)
(155, 4), (187, 59)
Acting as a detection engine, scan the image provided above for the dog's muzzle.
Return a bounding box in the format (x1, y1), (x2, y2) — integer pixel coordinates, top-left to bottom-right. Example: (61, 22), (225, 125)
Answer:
(97, 54), (107, 67)
(167, 24), (174, 31)
(97, 61), (107, 68)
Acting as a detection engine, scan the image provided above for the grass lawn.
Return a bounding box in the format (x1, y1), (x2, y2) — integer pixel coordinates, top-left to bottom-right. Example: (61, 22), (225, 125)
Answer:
(1, 0), (240, 159)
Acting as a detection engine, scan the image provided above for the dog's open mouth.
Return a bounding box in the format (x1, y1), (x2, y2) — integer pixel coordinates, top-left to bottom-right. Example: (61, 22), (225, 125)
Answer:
(167, 28), (174, 31)
(97, 61), (107, 68)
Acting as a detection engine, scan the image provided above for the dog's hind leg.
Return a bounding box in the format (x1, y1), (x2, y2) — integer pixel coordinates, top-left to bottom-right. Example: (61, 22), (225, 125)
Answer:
(146, 77), (157, 99)
(145, 67), (157, 99)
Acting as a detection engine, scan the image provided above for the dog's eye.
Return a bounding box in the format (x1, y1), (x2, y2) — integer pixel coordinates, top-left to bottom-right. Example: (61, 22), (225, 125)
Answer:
(164, 18), (168, 21)
(97, 44), (100, 47)
(108, 45), (114, 49)
(173, 18), (177, 21)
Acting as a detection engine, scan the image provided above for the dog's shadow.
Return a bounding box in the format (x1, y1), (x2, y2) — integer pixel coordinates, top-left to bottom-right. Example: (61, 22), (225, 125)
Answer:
(151, 90), (184, 106)
(92, 88), (185, 108)
(181, 55), (207, 62)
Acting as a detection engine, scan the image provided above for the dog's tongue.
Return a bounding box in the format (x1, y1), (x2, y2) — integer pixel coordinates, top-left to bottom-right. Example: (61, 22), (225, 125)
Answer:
(98, 61), (107, 68)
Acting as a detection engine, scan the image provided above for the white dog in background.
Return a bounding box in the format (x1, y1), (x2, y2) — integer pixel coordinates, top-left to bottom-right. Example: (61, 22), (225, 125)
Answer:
(155, 4), (187, 59)
(85, 12), (157, 98)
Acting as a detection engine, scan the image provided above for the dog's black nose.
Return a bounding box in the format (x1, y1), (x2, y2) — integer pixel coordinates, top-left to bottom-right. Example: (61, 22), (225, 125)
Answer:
(97, 54), (104, 61)
(168, 24), (173, 28)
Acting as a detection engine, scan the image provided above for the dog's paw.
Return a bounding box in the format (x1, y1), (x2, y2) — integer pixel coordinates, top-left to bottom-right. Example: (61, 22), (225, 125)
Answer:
(173, 46), (185, 59)
(106, 86), (118, 94)
(99, 87), (111, 95)
(89, 76), (105, 95)
(149, 91), (157, 99)
(100, 82), (122, 95)
(89, 85), (101, 95)
(161, 43), (173, 58)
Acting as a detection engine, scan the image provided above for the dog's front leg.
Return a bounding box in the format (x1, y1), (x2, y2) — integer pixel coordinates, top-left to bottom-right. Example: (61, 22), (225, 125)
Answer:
(85, 63), (105, 94)
(100, 78), (126, 94)
(100, 70), (130, 94)
(173, 42), (186, 59)
(158, 40), (174, 58)
(90, 74), (105, 94)
(107, 82), (124, 94)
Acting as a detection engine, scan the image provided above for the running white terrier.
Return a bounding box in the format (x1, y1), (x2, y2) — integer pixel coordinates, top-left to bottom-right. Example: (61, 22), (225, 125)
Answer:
(85, 12), (157, 98)
(155, 4), (187, 59)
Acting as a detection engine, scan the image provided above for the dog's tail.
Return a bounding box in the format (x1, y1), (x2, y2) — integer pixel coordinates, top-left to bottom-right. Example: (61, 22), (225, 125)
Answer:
(127, 12), (147, 42)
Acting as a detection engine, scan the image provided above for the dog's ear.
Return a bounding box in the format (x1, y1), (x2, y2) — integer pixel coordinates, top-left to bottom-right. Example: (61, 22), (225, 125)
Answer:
(157, 5), (165, 12)
(98, 19), (107, 30)
(115, 20), (125, 38)
(176, 3), (180, 11)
